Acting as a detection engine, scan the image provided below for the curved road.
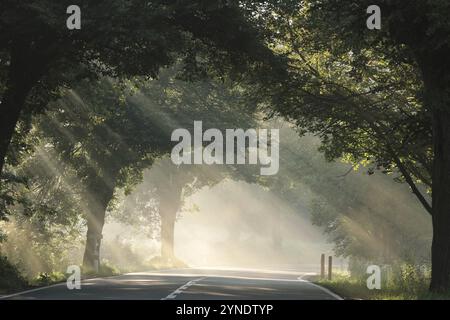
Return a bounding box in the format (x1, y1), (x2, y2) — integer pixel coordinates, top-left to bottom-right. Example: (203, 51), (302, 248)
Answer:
(0, 268), (342, 300)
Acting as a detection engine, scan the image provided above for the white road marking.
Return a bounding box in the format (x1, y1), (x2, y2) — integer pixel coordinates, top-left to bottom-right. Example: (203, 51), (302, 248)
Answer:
(0, 272), (132, 300)
(1, 269), (344, 300)
(297, 272), (317, 281)
(161, 277), (206, 300)
(297, 274), (344, 300)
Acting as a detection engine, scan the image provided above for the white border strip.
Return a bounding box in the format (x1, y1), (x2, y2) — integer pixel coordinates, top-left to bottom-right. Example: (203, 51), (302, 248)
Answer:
(0, 268), (184, 300)
(0, 282), (67, 300)
(297, 276), (344, 300)
(0, 272), (132, 300)
(1, 270), (344, 301)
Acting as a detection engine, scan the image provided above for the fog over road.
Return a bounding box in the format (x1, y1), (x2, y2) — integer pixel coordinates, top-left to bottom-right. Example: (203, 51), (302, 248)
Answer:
(0, 268), (342, 300)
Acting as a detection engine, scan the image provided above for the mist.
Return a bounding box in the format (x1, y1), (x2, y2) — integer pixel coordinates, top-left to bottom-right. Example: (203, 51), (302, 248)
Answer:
(96, 125), (431, 275)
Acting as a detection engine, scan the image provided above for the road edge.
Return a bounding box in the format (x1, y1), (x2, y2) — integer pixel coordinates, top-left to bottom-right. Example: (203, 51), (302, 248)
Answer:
(297, 274), (344, 300)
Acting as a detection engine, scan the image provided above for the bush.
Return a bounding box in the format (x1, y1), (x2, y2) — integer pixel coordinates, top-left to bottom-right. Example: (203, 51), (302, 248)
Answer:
(31, 271), (66, 286)
(147, 256), (188, 269)
(98, 261), (120, 277)
(0, 255), (27, 293)
(391, 263), (429, 295)
(82, 260), (120, 278)
(317, 261), (434, 299)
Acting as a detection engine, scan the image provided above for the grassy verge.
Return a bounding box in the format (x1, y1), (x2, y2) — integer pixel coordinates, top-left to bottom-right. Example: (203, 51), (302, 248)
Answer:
(1, 256), (188, 295)
(0, 260), (121, 295)
(311, 273), (450, 300)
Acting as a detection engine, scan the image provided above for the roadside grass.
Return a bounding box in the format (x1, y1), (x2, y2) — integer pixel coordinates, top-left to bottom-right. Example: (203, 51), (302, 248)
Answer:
(0, 261), (121, 295)
(30, 271), (68, 287)
(312, 272), (450, 300)
(147, 256), (188, 270)
(81, 261), (121, 279)
(1, 256), (189, 295)
(30, 260), (123, 287)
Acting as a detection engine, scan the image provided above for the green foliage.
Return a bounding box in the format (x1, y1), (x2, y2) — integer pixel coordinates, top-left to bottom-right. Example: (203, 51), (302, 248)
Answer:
(258, 125), (431, 266)
(0, 143), (85, 280)
(248, 1), (449, 289)
(0, 172), (29, 222)
(1, 0), (447, 294)
(391, 264), (430, 295)
(31, 271), (66, 287)
(1, 0), (275, 102)
(111, 66), (261, 238)
(101, 237), (152, 272)
(98, 262), (120, 277)
(257, 0), (434, 218)
(81, 261), (120, 278)
(0, 255), (27, 293)
(39, 77), (168, 197)
(315, 263), (436, 300)
(1, 217), (83, 279)
(0, 0), (284, 184)
(147, 256), (188, 270)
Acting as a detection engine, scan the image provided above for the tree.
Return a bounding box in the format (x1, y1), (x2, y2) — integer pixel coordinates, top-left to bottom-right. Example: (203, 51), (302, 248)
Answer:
(38, 78), (171, 271)
(123, 159), (225, 264)
(259, 0), (449, 291)
(0, 0), (278, 175)
(39, 58), (263, 271)
(0, 143), (85, 278)
(113, 69), (261, 264)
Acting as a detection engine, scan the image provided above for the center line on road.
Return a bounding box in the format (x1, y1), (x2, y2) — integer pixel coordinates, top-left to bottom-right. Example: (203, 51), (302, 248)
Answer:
(161, 277), (206, 300)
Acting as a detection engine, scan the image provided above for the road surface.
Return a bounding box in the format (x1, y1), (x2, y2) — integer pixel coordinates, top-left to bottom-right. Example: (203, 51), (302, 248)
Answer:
(0, 268), (342, 300)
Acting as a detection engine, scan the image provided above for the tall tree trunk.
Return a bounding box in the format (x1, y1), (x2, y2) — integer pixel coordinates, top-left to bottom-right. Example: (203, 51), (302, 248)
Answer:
(159, 184), (183, 262)
(429, 106), (450, 292)
(0, 44), (41, 174)
(160, 201), (177, 262)
(423, 58), (450, 292)
(82, 175), (117, 273)
(0, 85), (28, 174)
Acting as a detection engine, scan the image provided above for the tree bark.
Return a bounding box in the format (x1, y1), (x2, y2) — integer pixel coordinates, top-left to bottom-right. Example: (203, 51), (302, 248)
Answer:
(0, 44), (41, 174)
(429, 106), (450, 292)
(82, 176), (117, 273)
(160, 202), (176, 262)
(422, 57), (450, 292)
(0, 86), (28, 174)
(159, 184), (183, 262)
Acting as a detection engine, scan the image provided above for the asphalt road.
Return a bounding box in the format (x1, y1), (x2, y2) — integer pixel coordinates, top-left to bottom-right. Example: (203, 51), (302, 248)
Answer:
(0, 268), (342, 300)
